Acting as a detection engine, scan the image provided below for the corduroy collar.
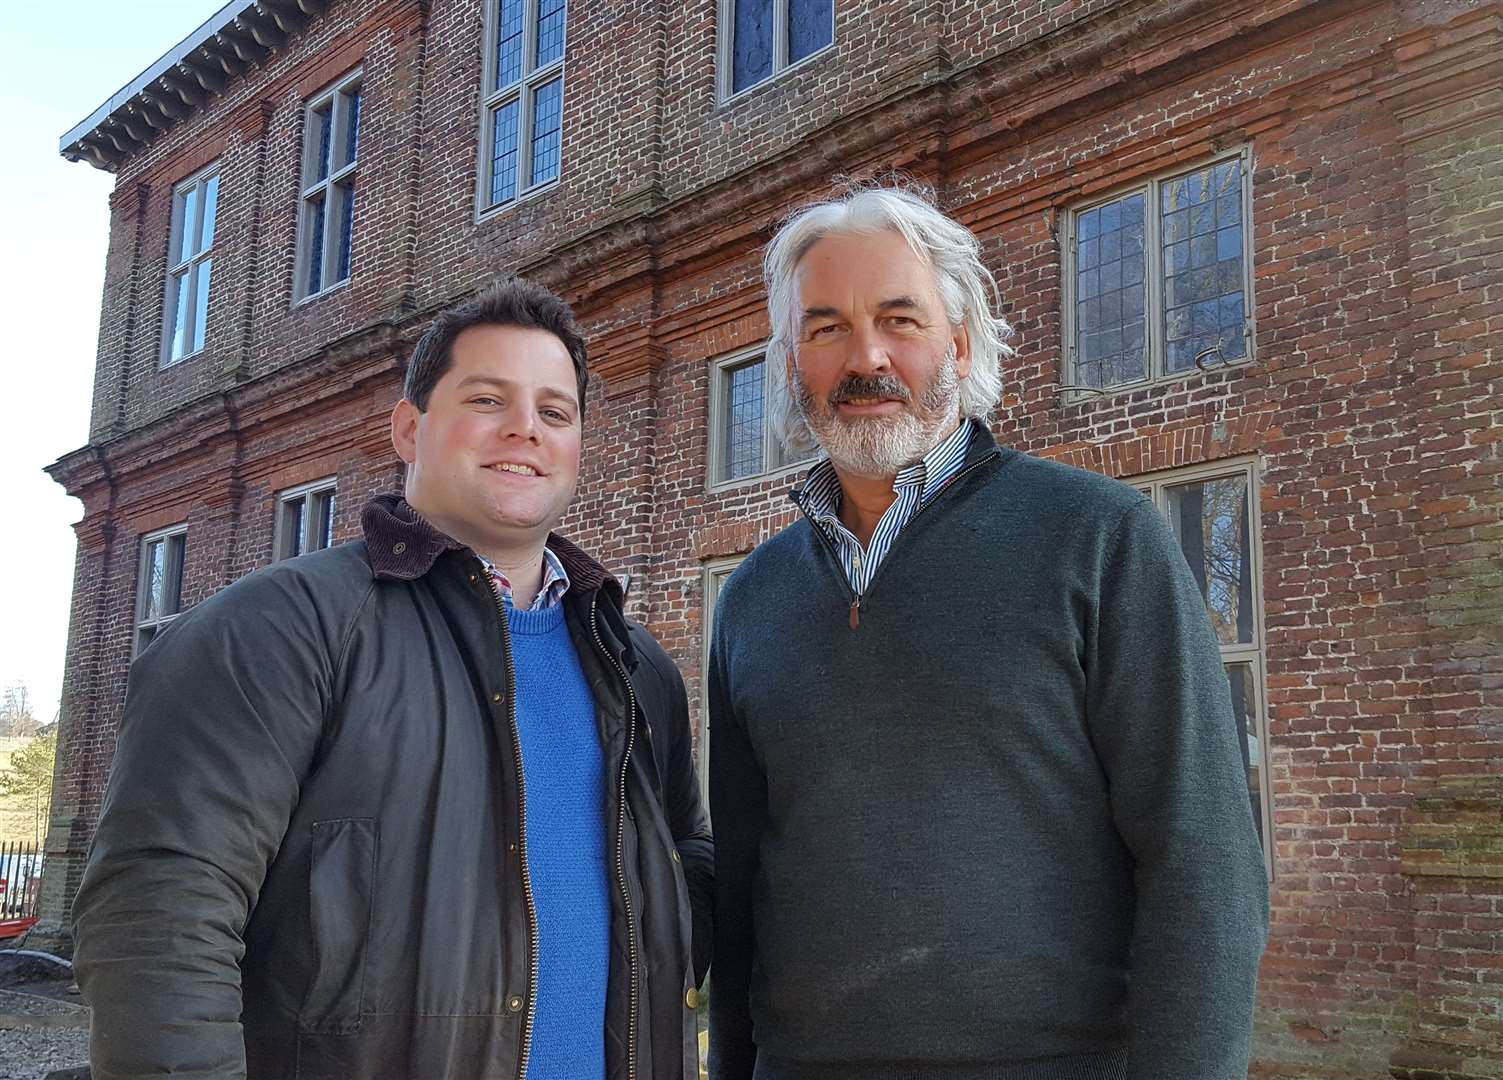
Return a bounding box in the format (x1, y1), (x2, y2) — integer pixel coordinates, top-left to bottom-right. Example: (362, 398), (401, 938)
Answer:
(360, 494), (623, 604)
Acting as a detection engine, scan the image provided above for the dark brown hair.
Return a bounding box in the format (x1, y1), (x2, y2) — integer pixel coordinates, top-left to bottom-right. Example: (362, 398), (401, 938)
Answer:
(403, 277), (589, 416)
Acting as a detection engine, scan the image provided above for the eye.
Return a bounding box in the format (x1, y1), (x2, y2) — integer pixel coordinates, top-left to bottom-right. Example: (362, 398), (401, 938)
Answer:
(541, 408), (572, 423)
(809, 324), (841, 339)
(470, 395), (502, 407)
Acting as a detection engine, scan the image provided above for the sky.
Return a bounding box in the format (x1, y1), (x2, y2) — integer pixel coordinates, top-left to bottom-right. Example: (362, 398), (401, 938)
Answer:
(0, 1), (222, 726)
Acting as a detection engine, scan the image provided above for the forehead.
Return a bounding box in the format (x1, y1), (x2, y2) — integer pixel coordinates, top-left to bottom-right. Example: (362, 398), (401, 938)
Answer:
(794, 230), (941, 306)
(445, 324), (577, 398)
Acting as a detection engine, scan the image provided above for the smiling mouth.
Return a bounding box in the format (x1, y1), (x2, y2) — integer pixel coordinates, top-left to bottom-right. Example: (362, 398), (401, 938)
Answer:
(838, 397), (903, 407)
(488, 463), (539, 477)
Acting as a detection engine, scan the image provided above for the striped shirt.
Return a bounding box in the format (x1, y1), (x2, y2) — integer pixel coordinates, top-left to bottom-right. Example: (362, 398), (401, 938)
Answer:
(793, 419), (974, 598)
(479, 547), (572, 611)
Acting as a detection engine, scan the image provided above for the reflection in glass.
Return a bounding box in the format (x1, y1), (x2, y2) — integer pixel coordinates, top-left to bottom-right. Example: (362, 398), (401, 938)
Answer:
(725, 361), (766, 480)
(529, 78), (564, 187)
(285, 499), (307, 558)
(169, 272), (192, 361)
(336, 182), (356, 283)
(305, 192), (327, 295)
(144, 540), (167, 621)
(1167, 476), (1253, 645)
(313, 105), (333, 183)
(1074, 192), (1146, 388)
(733, 0), (774, 93)
(201, 174), (219, 249)
(789, 0), (833, 63)
(537, 0), (566, 66)
(344, 90), (362, 168)
(177, 186), (199, 265)
(192, 259), (212, 352)
(496, 0), (525, 88)
(491, 100), (521, 205)
(1162, 160), (1246, 372)
(318, 492), (337, 551)
(1225, 663), (1262, 842)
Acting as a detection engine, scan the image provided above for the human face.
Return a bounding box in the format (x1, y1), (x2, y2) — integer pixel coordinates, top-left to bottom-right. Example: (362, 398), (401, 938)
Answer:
(791, 229), (972, 478)
(391, 324), (582, 558)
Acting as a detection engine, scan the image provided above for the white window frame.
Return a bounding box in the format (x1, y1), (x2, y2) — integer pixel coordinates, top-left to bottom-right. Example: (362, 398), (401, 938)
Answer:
(295, 70), (362, 302)
(1134, 457), (1274, 879)
(134, 524), (188, 656)
(476, 0), (567, 220)
(1062, 146), (1256, 397)
(707, 344), (817, 492)
(699, 555), (745, 812)
(717, 0), (836, 102)
(274, 477), (338, 561)
(161, 163), (220, 366)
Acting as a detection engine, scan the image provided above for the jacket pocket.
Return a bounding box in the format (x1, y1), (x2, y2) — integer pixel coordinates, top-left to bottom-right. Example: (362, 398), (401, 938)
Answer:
(299, 817), (377, 1035)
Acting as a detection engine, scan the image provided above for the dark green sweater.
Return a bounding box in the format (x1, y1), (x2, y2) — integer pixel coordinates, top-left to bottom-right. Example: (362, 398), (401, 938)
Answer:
(708, 426), (1268, 1080)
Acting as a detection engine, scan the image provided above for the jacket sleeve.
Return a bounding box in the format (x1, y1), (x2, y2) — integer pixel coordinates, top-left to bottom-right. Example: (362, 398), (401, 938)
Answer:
(1085, 500), (1270, 1079)
(72, 569), (339, 1080)
(705, 613), (763, 1080)
(632, 625), (714, 986)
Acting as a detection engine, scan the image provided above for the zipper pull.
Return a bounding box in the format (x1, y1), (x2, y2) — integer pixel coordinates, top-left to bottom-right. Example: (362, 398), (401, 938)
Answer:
(849, 598), (860, 630)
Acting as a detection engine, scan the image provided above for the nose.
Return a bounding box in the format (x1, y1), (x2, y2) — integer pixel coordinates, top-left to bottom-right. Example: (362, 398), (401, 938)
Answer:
(499, 398), (540, 443)
(843, 322), (892, 376)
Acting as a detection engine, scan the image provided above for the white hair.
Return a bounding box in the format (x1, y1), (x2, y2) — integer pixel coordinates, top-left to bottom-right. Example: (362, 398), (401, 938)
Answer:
(763, 184), (1015, 454)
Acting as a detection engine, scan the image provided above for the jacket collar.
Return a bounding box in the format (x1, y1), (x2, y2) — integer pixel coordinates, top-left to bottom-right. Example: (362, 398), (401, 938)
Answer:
(360, 494), (625, 607)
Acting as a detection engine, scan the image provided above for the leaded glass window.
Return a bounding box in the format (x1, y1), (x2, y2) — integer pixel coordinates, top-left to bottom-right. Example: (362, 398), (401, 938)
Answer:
(1068, 151), (1252, 390)
(710, 349), (816, 487)
(135, 527), (187, 654)
(723, 0), (834, 97)
(276, 479), (338, 561)
(481, 0), (568, 213)
(298, 73), (361, 300)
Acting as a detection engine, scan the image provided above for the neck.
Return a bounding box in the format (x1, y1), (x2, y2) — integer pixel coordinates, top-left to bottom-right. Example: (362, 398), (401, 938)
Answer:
(833, 469), (898, 548)
(405, 499), (549, 608)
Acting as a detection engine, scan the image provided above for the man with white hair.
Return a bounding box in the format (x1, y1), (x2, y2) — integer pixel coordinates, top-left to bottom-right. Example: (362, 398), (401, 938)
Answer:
(707, 186), (1268, 1080)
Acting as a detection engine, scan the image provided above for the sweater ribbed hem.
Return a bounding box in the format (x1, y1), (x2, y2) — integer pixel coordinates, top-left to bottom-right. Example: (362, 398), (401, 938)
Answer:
(753, 1049), (1128, 1080)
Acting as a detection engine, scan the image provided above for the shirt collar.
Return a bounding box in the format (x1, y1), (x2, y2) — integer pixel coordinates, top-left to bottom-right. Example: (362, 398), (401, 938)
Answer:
(478, 547), (572, 611)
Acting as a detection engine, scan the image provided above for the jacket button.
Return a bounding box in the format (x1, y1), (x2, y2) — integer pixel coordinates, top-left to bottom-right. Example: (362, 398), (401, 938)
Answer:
(671, 849), (680, 863)
(492, 692), (503, 703)
(507, 995), (524, 1013)
(685, 988), (700, 1009)
(392, 542), (407, 555)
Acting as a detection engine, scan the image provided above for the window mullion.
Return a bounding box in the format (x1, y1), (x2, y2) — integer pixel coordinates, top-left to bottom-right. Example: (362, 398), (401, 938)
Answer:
(523, 0), (538, 77)
(773, 0), (790, 71)
(1145, 179), (1164, 381)
(520, 83), (535, 192)
(320, 178), (336, 289)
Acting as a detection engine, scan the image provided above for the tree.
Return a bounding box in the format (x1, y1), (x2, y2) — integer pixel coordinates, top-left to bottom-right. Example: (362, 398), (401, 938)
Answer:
(0, 685), (39, 738)
(0, 725), (56, 849)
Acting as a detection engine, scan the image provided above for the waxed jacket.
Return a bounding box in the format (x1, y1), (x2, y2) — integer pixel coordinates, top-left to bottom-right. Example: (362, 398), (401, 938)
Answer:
(74, 495), (713, 1080)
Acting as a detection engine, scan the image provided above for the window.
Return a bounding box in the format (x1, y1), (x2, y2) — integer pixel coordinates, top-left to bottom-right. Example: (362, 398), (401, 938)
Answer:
(1136, 460), (1272, 873)
(479, 0), (566, 215)
(135, 526), (187, 654)
(275, 479), (337, 560)
(162, 164), (219, 364)
(297, 72), (362, 300)
(720, 0), (834, 97)
(1065, 149), (1253, 391)
(708, 347), (816, 489)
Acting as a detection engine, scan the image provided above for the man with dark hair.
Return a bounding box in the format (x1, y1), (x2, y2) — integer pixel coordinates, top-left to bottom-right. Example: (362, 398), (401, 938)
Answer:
(74, 278), (713, 1080)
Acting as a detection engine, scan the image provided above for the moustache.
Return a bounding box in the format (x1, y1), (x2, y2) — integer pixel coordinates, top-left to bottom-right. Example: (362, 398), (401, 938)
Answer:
(829, 375), (911, 406)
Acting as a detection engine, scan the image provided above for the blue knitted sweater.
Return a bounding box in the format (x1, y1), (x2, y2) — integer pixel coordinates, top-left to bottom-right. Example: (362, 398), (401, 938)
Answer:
(508, 603), (610, 1080)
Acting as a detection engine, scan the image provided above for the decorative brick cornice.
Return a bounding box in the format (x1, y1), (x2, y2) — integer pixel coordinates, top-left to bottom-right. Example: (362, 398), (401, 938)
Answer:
(1375, 9), (1502, 142)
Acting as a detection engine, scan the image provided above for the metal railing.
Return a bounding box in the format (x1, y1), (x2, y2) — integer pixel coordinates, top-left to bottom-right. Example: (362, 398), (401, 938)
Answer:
(0, 842), (42, 922)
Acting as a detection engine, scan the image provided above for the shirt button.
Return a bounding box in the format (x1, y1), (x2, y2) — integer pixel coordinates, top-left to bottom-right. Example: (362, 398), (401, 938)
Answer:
(507, 995), (524, 1013)
(392, 542), (407, 555)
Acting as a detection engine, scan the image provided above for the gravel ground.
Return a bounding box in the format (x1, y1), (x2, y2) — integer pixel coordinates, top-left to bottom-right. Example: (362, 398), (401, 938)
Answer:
(0, 989), (88, 1080)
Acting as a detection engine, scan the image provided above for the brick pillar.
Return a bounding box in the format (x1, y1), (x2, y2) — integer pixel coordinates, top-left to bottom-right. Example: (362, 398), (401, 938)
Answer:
(1377, 9), (1503, 1079)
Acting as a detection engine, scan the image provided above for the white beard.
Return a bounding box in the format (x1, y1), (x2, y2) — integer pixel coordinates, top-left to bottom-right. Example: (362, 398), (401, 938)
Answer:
(796, 345), (962, 477)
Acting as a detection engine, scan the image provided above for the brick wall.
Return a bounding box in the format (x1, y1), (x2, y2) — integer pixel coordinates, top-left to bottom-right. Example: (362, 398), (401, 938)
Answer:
(45, 0), (1501, 1074)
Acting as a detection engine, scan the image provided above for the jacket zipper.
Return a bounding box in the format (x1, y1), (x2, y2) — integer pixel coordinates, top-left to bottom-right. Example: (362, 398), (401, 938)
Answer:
(590, 595), (640, 1080)
(487, 580), (541, 1080)
(799, 449), (1000, 630)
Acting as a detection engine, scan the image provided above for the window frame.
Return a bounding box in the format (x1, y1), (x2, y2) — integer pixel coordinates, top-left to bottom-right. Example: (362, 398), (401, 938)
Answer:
(274, 477), (338, 561)
(134, 524), (188, 656)
(1062, 146), (1256, 398)
(1133, 456), (1274, 879)
(706, 344), (816, 493)
(295, 70), (363, 303)
(717, 0), (836, 103)
(476, 0), (567, 220)
(160, 162), (220, 366)
(698, 555), (745, 813)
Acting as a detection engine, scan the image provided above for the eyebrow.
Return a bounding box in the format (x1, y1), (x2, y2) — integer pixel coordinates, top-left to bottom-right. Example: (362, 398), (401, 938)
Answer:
(454, 375), (578, 405)
(876, 296), (923, 312)
(801, 296), (926, 325)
